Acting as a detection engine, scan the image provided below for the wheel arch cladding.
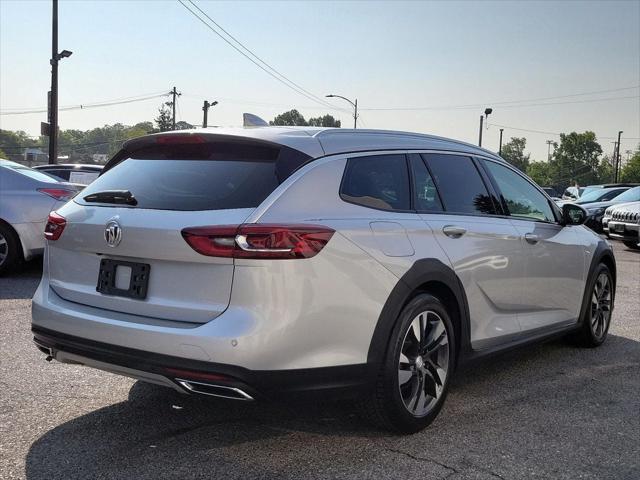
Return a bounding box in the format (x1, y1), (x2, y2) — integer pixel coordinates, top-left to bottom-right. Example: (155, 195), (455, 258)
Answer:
(577, 240), (617, 327)
(367, 258), (470, 369)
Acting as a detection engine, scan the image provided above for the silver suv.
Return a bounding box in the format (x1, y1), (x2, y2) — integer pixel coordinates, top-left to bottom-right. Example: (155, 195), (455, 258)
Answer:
(32, 128), (616, 433)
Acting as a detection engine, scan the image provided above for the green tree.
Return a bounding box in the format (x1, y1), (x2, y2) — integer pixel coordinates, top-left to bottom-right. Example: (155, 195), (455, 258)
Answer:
(549, 131), (602, 189)
(155, 103), (173, 132)
(0, 148), (8, 159)
(500, 137), (530, 172)
(270, 109), (308, 126)
(175, 121), (194, 130)
(307, 114), (341, 127)
(526, 161), (553, 186)
(620, 149), (640, 182)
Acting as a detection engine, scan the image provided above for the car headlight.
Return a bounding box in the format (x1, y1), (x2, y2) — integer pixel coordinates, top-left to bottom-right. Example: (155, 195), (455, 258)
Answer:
(586, 207), (605, 216)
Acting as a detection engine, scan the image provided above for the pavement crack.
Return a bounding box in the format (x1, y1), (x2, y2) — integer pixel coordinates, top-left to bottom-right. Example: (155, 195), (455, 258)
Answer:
(384, 447), (459, 477)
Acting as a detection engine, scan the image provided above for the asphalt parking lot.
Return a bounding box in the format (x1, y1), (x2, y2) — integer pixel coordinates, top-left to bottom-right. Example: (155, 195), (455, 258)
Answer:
(1, 241), (638, 480)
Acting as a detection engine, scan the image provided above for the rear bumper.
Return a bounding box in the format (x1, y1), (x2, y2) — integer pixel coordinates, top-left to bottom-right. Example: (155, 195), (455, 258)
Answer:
(32, 326), (372, 400)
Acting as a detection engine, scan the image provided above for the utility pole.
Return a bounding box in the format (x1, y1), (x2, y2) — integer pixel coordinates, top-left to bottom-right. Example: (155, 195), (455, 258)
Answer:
(610, 142), (618, 182)
(546, 140), (554, 162)
(47, 0), (72, 165)
(615, 131), (623, 182)
(202, 100), (218, 128)
(498, 128), (504, 155)
(170, 86), (181, 130)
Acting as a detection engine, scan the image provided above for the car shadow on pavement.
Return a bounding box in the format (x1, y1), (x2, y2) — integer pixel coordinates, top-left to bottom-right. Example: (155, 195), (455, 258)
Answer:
(0, 259), (42, 299)
(24, 333), (640, 480)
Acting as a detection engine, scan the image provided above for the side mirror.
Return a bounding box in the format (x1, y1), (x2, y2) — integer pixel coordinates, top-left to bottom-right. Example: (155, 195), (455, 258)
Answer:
(562, 203), (587, 226)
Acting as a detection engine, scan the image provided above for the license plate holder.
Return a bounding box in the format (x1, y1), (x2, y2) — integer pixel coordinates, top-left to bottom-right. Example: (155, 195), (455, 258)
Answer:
(613, 223), (625, 233)
(97, 259), (150, 300)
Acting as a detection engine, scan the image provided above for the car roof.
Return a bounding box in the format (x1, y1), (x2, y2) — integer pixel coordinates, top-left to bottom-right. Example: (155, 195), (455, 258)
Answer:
(122, 127), (504, 162)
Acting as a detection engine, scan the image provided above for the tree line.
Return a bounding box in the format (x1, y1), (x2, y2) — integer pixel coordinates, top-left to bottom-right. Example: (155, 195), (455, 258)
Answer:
(1, 111), (638, 185)
(499, 132), (640, 189)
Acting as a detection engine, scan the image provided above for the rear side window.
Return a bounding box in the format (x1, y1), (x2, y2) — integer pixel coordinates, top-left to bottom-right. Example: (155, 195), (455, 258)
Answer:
(340, 154), (410, 211)
(78, 158), (279, 211)
(422, 154), (495, 215)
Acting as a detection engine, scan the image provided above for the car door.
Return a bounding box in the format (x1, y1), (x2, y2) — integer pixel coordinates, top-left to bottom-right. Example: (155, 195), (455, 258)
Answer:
(417, 153), (526, 349)
(480, 159), (586, 331)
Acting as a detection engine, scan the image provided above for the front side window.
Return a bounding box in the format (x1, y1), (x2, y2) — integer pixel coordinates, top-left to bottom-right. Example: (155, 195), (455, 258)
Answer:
(340, 154), (411, 211)
(482, 160), (555, 222)
(422, 153), (496, 215)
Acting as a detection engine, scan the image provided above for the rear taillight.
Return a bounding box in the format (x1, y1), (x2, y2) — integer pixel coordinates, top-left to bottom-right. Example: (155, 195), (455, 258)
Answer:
(38, 188), (76, 201)
(181, 224), (335, 259)
(44, 211), (67, 241)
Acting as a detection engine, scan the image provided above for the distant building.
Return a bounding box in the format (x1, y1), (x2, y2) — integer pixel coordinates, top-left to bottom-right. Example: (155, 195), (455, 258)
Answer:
(23, 148), (48, 166)
(92, 154), (109, 164)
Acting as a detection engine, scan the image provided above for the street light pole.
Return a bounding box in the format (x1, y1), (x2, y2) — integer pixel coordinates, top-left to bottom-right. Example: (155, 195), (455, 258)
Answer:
(478, 108), (492, 147)
(48, 0), (72, 165)
(546, 140), (554, 162)
(202, 100), (218, 128)
(49, 0), (58, 165)
(325, 94), (358, 128)
(498, 128), (504, 155)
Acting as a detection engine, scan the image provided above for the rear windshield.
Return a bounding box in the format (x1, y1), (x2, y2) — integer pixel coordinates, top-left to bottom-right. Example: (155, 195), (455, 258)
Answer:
(78, 158), (279, 211)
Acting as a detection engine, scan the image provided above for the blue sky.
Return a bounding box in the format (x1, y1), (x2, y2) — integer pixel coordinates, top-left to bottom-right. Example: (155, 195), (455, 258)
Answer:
(1, 0), (639, 161)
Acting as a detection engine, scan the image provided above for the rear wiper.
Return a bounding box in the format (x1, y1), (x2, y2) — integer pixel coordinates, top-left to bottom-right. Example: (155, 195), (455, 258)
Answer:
(83, 190), (138, 206)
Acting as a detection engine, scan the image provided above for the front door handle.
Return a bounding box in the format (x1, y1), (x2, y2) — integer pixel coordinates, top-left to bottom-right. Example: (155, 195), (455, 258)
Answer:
(524, 233), (539, 244)
(443, 225), (467, 238)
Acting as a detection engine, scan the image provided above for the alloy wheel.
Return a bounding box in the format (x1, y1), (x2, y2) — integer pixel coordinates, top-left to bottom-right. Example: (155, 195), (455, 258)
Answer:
(0, 233), (7, 266)
(590, 272), (612, 340)
(398, 310), (450, 417)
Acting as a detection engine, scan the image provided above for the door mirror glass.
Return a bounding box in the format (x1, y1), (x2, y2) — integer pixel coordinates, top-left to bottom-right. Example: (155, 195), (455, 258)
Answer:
(562, 204), (587, 225)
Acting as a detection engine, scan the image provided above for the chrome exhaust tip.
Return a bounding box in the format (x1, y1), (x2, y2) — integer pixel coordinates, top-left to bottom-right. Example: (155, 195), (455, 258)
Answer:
(176, 379), (254, 401)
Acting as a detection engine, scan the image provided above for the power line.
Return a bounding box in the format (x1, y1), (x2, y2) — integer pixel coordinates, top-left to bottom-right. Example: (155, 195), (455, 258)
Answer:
(360, 93), (639, 111)
(0, 92), (168, 116)
(488, 122), (640, 141)
(177, 0), (348, 114)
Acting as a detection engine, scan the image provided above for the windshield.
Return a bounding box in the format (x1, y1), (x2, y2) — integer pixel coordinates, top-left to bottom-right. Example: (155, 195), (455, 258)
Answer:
(577, 188), (626, 203)
(612, 186), (640, 203)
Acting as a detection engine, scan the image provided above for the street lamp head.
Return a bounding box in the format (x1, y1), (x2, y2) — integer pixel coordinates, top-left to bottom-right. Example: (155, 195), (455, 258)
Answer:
(212, 101), (218, 106)
(59, 50), (73, 59)
(484, 107), (493, 116)
(325, 94), (335, 98)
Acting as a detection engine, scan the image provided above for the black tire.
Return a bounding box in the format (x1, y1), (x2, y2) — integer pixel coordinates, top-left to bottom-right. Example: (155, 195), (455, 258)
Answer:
(569, 263), (614, 348)
(361, 294), (456, 433)
(622, 240), (640, 250)
(0, 223), (23, 276)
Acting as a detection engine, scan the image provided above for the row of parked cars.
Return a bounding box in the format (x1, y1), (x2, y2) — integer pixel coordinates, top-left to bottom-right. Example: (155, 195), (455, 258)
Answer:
(553, 183), (639, 249)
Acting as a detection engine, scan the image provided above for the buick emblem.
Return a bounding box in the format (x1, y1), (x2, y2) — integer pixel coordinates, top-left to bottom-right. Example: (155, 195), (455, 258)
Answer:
(104, 220), (122, 247)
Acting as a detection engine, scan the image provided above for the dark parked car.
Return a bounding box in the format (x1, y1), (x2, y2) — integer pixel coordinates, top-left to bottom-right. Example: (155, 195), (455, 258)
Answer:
(571, 187), (632, 232)
(581, 183), (639, 199)
(542, 187), (561, 200)
(34, 164), (103, 185)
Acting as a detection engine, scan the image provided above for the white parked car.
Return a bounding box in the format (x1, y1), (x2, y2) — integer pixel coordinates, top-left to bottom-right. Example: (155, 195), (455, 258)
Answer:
(0, 159), (79, 275)
(606, 201), (640, 250)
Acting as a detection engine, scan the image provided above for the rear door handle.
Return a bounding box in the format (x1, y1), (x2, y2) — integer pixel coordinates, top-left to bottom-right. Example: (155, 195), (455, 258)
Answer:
(524, 233), (539, 244)
(443, 225), (467, 238)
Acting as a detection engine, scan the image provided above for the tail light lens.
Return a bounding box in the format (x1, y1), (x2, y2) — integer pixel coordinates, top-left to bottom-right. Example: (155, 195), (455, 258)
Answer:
(44, 211), (67, 241)
(181, 224), (335, 259)
(38, 188), (76, 201)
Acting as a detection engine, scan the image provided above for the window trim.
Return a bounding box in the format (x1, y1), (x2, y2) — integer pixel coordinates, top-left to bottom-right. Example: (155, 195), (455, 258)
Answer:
(338, 153), (414, 213)
(408, 153), (445, 214)
(478, 157), (562, 224)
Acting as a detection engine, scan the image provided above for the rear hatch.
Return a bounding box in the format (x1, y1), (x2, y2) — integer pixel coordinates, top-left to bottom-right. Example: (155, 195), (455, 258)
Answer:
(47, 134), (307, 324)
